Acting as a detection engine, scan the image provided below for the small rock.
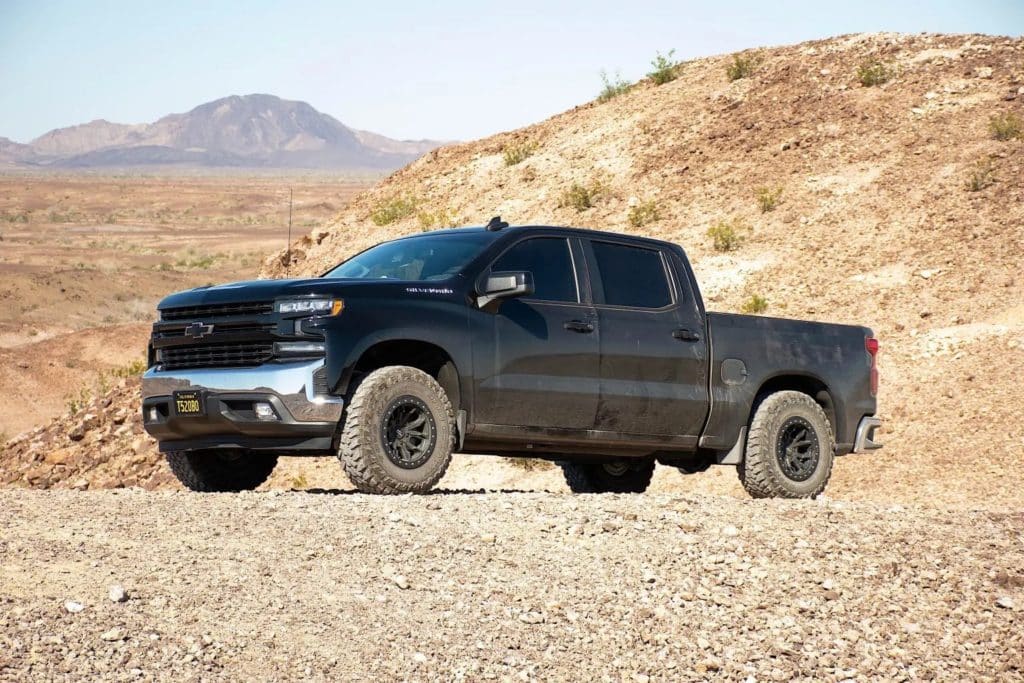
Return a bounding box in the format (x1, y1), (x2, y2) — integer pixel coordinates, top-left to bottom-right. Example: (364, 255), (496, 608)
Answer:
(390, 575), (410, 590)
(975, 66), (993, 79)
(518, 610), (544, 624)
(721, 525), (739, 537)
(109, 584), (128, 603)
(823, 590), (840, 601)
(68, 425), (86, 442)
(64, 600), (85, 614)
(996, 596), (1014, 609)
(100, 627), (125, 642)
(821, 579), (835, 591)
(412, 652), (428, 664)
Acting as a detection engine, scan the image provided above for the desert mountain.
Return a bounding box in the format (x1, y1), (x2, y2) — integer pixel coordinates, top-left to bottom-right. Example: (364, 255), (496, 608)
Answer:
(7, 94), (445, 170)
(4, 33), (1023, 508)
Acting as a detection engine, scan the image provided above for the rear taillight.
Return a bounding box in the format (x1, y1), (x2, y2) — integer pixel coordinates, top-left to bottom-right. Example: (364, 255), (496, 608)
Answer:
(865, 336), (879, 396)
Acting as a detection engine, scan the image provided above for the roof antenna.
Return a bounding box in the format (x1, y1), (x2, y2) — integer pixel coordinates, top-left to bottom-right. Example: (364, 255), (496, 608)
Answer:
(485, 216), (508, 231)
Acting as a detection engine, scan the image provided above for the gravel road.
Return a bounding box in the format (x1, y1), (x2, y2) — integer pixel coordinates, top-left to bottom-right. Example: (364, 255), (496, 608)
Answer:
(1, 489), (1021, 681)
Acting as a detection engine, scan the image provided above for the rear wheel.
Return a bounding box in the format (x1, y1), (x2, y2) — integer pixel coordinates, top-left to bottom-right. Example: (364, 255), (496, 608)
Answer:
(558, 459), (655, 493)
(166, 449), (278, 492)
(338, 366), (454, 494)
(737, 390), (834, 499)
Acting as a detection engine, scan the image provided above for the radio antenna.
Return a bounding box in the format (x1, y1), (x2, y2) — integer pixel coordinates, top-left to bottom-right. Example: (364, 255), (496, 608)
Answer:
(285, 188), (293, 276)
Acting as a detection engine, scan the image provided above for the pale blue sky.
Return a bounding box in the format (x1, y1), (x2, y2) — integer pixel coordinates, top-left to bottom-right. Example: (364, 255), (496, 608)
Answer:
(1, 1), (1021, 143)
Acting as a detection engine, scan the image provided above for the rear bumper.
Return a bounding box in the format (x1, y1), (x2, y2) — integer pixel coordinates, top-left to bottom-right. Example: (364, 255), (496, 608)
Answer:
(852, 415), (882, 453)
(141, 360), (343, 454)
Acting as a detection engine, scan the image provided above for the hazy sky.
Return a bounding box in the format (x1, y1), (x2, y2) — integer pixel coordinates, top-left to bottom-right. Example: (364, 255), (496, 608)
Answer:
(1, 1), (1021, 143)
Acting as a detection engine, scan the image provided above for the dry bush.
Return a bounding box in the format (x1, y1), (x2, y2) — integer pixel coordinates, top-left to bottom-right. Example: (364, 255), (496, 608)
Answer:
(558, 179), (606, 213)
(370, 196), (417, 225)
(741, 294), (768, 314)
(597, 70), (631, 103)
(966, 159), (997, 192)
(726, 53), (758, 81)
(857, 61), (892, 87)
(989, 112), (1023, 141)
(502, 141), (537, 166)
(755, 186), (783, 213)
(648, 50), (678, 85)
(628, 200), (659, 227)
(707, 220), (747, 251)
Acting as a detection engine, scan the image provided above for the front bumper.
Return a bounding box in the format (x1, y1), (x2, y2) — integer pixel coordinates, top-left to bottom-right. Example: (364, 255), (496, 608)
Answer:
(141, 359), (344, 454)
(852, 415), (882, 453)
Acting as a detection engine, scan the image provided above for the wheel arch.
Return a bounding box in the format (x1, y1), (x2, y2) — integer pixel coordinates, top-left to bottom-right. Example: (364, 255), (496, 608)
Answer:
(750, 372), (838, 437)
(345, 339), (462, 413)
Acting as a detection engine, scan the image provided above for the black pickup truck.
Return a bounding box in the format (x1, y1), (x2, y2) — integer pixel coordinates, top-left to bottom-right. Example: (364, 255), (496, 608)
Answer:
(142, 220), (881, 498)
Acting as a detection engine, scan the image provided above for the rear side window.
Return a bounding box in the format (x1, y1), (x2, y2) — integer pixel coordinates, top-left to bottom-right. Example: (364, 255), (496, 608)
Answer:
(491, 237), (578, 303)
(590, 241), (672, 308)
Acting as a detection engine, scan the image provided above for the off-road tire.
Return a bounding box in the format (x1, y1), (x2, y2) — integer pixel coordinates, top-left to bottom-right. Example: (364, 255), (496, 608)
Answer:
(166, 450), (278, 492)
(338, 366), (455, 494)
(558, 459), (655, 493)
(737, 390), (835, 499)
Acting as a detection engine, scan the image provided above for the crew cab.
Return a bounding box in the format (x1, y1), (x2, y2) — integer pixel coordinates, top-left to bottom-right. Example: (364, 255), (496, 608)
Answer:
(142, 220), (881, 497)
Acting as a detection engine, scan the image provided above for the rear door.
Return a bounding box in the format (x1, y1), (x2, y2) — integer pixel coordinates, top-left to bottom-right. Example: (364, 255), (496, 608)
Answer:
(583, 238), (708, 442)
(471, 236), (600, 431)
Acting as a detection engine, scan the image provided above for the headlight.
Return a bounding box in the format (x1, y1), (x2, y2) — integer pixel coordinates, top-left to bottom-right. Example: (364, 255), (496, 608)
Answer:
(275, 298), (344, 315)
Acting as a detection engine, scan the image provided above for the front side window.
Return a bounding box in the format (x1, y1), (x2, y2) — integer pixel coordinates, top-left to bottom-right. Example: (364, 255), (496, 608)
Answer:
(324, 233), (492, 281)
(491, 237), (578, 303)
(590, 241), (672, 308)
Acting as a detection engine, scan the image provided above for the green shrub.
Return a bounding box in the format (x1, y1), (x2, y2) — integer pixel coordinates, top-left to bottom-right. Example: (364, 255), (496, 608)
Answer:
(558, 180), (606, 213)
(647, 49), (678, 85)
(597, 70), (631, 103)
(755, 186), (783, 213)
(741, 294), (768, 314)
(627, 200), (659, 227)
(370, 196), (417, 225)
(726, 53), (757, 81)
(502, 141), (537, 166)
(504, 457), (553, 471)
(417, 208), (459, 231)
(707, 220), (746, 252)
(989, 112), (1023, 141)
(857, 61), (892, 87)
(966, 159), (996, 192)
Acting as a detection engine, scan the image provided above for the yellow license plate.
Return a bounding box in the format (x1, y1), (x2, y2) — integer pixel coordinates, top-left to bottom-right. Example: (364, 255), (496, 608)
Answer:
(173, 390), (205, 417)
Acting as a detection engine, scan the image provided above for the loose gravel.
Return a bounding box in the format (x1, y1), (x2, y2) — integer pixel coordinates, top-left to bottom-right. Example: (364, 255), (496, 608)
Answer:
(1, 489), (1022, 681)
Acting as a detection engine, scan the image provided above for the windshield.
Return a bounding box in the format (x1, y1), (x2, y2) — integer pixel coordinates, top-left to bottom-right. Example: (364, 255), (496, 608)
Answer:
(323, 232), (492, 281)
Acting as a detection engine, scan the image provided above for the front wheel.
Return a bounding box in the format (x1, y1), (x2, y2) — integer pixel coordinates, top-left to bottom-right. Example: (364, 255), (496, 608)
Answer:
(737, 390), (835, 499)
(338, 366), (455, 494)
(166, 450), (278, 492)
(558, 459), (655, 493)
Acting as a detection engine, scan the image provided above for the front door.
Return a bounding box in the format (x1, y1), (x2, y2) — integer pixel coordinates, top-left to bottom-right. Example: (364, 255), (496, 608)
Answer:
(471, 236), (599, 431)
(584, 238), (709, 443)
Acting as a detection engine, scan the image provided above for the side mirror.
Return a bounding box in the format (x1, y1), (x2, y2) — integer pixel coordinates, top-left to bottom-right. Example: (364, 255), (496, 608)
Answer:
(477, 271), (534, 308)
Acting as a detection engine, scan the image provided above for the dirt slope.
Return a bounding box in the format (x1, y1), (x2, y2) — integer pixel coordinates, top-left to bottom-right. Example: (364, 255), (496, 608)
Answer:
(2, 490), (1021, 680)
(3, 33), (1023, 509)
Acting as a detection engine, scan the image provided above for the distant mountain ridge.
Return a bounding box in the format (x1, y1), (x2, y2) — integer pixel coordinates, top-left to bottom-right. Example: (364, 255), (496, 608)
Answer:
(1, 94), (446, 170)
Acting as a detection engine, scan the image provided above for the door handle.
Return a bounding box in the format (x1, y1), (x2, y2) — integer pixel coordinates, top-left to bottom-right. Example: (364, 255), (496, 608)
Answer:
(672, 328), (701, 342)
(564, 320), (595, 333)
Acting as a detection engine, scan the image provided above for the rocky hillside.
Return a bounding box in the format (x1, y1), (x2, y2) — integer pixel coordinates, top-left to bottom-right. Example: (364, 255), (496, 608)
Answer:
(3, 33), (1022, 509)
(6, 94), (445, 170)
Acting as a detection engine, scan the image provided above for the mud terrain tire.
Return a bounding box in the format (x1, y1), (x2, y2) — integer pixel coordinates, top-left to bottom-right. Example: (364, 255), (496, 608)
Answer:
(338, 366), (454, 494)
(166, 450), (278, 492)
(737, 390), (835, 499)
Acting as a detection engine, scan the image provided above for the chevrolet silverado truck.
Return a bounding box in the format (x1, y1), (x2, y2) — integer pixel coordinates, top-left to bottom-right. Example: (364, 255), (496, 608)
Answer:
(141, 220), (881, 497)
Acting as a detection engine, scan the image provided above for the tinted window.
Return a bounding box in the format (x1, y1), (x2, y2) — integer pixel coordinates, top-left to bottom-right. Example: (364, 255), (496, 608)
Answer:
(324, 233), (492, 281)
(491, 237), (578, 303)
(591, 241), (672, 308)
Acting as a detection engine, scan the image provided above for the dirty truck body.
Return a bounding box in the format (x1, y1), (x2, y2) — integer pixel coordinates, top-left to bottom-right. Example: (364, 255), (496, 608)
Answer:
(142, 224), (881, 496)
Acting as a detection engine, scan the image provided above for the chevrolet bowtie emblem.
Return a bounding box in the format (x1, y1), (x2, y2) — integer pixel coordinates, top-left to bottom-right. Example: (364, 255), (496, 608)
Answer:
(184, 322), (214, 339)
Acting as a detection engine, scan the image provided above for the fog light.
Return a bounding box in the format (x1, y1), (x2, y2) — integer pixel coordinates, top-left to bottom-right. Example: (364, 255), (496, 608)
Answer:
(254, 402), (278, 422)
(148, 407), (159, 422)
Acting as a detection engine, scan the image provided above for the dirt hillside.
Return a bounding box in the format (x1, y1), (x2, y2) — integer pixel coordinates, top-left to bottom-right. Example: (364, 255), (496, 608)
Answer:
(3, 32), (1023, 509)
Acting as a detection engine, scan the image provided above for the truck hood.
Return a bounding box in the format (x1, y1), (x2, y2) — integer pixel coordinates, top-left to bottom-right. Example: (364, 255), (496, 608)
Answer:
(157, 278), (429, 310)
